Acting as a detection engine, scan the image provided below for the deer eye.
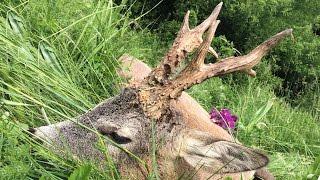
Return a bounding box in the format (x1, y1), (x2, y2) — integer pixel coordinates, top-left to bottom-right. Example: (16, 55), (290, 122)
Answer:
(107, 132), (132, 144)
(97, 126), (132, 144)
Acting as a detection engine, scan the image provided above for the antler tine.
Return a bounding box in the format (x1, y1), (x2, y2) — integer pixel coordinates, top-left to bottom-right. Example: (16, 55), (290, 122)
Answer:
(137, 3), (291, 119)
(200, 29), (293, 78)
(209, 46), (219, 59)
(190, 20), (220, 67)
(244, 69), (257, 77)
(179, 10), (190, 33)
(203, 29), (292, 78)
(145, 2), (223, 84)
(168, 29), (292, 98)
(194, 2), (223, 33)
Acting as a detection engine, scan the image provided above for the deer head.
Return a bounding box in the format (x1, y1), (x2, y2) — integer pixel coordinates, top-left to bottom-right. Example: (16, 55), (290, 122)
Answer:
(29, 2), (291, 179)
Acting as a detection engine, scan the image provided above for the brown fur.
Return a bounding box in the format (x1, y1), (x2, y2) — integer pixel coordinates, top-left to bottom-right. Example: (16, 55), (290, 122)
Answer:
(119, 55), (273, 179)
(31, 57), (272, 180)
(30, 2), (285, 177)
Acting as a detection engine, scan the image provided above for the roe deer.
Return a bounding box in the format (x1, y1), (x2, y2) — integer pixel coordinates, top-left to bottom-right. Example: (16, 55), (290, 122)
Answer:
(30, 2), (291, 179)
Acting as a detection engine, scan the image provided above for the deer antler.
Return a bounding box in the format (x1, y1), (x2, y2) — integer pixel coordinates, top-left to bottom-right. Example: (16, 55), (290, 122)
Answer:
(168, 28), (293, 98)
(138, 3), (292, 119)
(146, 2), (223, 84)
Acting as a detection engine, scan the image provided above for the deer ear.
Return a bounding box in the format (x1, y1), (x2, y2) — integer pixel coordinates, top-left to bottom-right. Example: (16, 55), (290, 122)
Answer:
(177, 130), (269, 174)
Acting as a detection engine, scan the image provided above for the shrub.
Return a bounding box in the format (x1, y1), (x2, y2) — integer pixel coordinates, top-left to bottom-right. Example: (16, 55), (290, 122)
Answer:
(123, 0), (320, 109)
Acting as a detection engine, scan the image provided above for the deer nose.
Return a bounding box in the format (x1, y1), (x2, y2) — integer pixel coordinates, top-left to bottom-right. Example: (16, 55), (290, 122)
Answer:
(27, 121), (71, 141)
(27, 127), (36, 134)
(26, 128), (37, 139)
(27, 125), (60, 142)
(26, 127), (47, 143)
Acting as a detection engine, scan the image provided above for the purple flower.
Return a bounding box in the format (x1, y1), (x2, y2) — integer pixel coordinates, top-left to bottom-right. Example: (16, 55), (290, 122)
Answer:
(209, 107), (238, 129)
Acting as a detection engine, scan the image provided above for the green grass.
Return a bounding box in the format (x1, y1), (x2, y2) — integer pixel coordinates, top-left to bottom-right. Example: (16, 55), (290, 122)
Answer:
(188, 72), (320, 179)
(0, 0), (319, 179)
(0, 0), (164, 179)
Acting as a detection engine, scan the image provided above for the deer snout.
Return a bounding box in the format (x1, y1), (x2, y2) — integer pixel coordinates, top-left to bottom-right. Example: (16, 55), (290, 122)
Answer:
(28, 121), (71, 142)
(27, 127), (36, 134)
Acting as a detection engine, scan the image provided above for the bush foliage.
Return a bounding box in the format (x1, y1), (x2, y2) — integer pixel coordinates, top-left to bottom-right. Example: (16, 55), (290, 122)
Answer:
(0, 0), (319, 179)
(120, 0), (320, 112)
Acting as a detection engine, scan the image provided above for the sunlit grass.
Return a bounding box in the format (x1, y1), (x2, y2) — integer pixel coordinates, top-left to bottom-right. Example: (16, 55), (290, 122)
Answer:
(0, 0), (319, 179)
(188, 73), (320, 179)
(0, 0), (164, 179)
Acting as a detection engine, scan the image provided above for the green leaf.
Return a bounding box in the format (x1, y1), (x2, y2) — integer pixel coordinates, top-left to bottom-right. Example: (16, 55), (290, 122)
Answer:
(7, 12), (24, 36)
(311, 155), (320, 176)
(39, 42), (63, 73)
(68, 164), (92, 180)
(1, 99), (35, 106)
(246, 99), (274, 132)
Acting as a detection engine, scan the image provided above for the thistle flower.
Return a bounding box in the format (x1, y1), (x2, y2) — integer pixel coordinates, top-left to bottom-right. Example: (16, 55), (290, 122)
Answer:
(209, 108), (238, 129)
